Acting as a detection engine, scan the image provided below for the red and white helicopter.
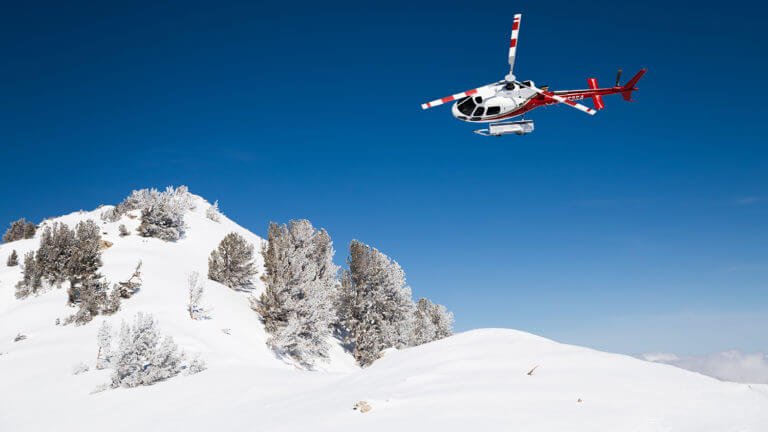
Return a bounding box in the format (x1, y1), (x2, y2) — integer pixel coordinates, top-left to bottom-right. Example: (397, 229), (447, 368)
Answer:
(421, 14), (646, 136)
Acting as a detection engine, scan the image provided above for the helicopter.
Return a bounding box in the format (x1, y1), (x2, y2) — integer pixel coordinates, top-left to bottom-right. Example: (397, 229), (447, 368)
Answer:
(421, 14), (646, 136)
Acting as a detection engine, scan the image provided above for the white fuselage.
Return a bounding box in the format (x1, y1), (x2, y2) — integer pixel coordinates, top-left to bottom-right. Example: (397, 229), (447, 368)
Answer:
(451, 81), (538, 123)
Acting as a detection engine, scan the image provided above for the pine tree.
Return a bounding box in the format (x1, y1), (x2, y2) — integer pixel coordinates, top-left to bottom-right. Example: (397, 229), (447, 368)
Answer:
(206, 200), (222, 222)
(411, 297), (454, 346)
(3, 218), (30, 243)
(188, 271), (204, 319)
(208, 232), (256, 289)
(66, 279), (110, 325)
(111, 313), (184, 388)
(15, 251), (41, 299)
(23, 221), (36, 239)
(255, 220), (339, 367)
(6, 250), (18, 266)
(97, 321), (112, 369)
(338, 240), (416, 366)
(36, 222), (76, 288)
(66, 220), (103, 305)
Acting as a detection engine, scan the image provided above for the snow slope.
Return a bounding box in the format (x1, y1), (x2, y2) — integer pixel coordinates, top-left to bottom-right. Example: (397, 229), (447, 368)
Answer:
(1, 195), (767, 431)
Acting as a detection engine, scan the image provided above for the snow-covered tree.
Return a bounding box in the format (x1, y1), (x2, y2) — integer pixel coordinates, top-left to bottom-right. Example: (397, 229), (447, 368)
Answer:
(66, 220), (103, 304)
(35, 222), (76, 288)
(338, 240), (416, 366)
(185, 355), (207, 375)
(208, 233), (256, 289)
(255, 220), (339, 368)
(206, 200), (222, 222)
(23, 221), (36, 239)
(15, 252), (41, 299)
(118, 224), (130, 237)
(2, 218), (34, 243)
(138, 201), (184, 241)
(410, 297), (454, 346)
(6, 250), (18, 266)
(110, 313), (184, 388)
(187, 271), (205, 319)
(97, 321), (112, 369)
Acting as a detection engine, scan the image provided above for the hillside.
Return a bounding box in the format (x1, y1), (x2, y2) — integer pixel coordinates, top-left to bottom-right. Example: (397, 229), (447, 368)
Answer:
(1, 194), (767, 431)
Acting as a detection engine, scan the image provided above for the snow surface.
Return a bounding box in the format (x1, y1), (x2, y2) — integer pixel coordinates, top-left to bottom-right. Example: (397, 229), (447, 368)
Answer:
(1, 195), (767, 431)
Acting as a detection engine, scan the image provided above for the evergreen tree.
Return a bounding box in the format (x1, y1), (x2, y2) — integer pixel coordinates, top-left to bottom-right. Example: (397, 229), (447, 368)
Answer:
(208, 232), (256, 289)
(36, 222), (76, 288)
(3, 218), (30, 243)
(410, 297), (454, 346)
(97, 321), (112, 369)
(138, 202), (184, 241)
(206, 200), (222, 222)
(14, 251), (41, 299)
(255, 220), (339, 367)
(66, 220), (103, 304)
(6, 250), (18, 266)
(338, 240), (416, 366)
(111, 313), (184, 388)
(188, 271), (204, 319)
(23, 221), (36, 239)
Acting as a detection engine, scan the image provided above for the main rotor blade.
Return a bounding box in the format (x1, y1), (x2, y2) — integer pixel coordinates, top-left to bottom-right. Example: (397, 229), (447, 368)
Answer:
(421, 82), (501, 110)
(517, 81), (597, 115)
(508, 14), (522, 77)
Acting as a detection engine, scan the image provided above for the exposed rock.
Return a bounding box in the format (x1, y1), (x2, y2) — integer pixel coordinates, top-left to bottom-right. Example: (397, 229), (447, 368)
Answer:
(99, 240), (114, 250)
(353, 401), (372, 413)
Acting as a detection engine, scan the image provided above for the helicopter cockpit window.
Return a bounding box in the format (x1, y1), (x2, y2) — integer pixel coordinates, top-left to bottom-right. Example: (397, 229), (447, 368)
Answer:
(457, 97), (475, 116)
(473, 107), (485, 117)
(486, 106), (501, 115)
(474, 96), (482, 104)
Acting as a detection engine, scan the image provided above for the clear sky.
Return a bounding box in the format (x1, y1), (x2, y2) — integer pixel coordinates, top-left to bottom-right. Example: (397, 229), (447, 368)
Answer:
(1, 1), (766, 356)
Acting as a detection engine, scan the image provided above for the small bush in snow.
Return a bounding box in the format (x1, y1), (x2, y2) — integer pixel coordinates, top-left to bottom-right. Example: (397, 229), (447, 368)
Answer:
(114, 261), (142, 298)
(72, 362), (90, 375)
(2, 218), (35, 243)
(206, 200), (222, 222)
(6, 249), (18, 266)
(187, 271), (206, 319)
(255, 220), (339, 368)
(118, 224), (130, 237)
(208, 233), (256, 290)
(185, 355), (207, 375)
(111, 313), (184, 388)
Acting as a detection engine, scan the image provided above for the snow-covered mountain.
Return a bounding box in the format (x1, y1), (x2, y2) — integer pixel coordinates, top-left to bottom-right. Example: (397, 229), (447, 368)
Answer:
(1, 194), (767, 431)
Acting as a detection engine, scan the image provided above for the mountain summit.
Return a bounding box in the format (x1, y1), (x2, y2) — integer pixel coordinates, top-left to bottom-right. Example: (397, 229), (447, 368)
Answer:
(1, 189), (766, 431)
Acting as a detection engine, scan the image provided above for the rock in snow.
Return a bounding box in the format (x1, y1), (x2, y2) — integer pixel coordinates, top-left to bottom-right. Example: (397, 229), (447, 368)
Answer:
(1, 193), (767, 431)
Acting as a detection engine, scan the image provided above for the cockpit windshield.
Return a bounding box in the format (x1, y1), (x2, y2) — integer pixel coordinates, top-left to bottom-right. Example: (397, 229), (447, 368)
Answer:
(457, 97), (475, 116)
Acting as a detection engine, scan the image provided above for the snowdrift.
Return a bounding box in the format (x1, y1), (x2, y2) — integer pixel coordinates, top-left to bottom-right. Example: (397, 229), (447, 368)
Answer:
(1, 195), (766, 431)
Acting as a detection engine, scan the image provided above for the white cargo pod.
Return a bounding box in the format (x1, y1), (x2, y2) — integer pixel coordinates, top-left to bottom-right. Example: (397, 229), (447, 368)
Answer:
(474, 120), (534, 136)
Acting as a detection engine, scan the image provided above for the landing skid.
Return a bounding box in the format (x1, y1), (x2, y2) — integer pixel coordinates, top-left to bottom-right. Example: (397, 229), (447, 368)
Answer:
(474, 120), (534, 136)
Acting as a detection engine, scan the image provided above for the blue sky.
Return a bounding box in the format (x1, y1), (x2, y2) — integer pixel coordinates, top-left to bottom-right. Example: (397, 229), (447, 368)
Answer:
(1, 1), (766, 355)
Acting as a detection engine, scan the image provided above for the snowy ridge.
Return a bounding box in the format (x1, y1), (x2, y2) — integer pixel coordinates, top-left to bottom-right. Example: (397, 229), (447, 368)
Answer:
(1, 195), (767, 431)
